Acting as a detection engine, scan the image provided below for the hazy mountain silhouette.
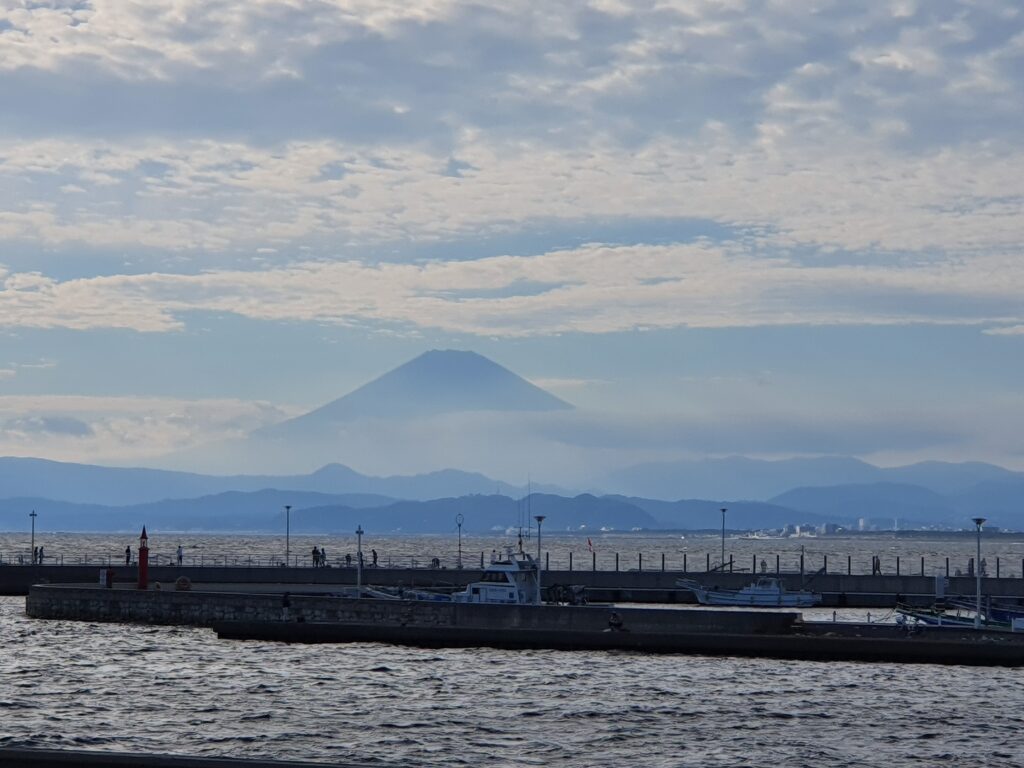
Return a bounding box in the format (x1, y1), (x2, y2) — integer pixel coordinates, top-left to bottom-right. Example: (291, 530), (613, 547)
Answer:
(288, 493), (661, 534)
(0, 457), (561, 507)
(611, 496), (839, 530)
(257, 349), (572, 438)
(770, 482), (958, 526)
(603, 456), (882, 500)
(602, 456), (1024, 501)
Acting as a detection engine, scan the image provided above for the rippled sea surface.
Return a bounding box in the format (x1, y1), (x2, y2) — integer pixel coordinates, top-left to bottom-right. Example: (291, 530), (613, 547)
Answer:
(3, 596), (1024, 767)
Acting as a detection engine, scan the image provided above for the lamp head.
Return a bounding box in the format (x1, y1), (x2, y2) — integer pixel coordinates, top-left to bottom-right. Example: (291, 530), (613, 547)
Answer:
(534, 515), (546, 524)
(972, 517), (986, 528)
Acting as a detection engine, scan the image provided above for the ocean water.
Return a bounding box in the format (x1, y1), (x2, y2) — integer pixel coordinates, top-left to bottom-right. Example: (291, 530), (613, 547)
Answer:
(4, 531), (1024, 577)
(2, 595), (1023, 767)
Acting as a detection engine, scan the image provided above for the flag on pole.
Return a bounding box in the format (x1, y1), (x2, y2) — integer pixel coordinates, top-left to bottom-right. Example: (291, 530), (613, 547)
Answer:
(587, 537), (594, 553)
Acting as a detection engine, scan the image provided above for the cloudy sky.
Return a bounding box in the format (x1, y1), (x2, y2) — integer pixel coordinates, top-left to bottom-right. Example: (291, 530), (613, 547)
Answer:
(1, 0), (1023, 478)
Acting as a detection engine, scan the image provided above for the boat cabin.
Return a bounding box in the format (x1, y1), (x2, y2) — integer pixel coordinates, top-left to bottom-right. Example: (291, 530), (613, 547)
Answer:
(452, 548), (541, 605)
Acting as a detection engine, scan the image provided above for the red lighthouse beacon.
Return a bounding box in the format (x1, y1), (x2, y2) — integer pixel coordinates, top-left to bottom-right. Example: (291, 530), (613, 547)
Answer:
(137, 526), (149, 590)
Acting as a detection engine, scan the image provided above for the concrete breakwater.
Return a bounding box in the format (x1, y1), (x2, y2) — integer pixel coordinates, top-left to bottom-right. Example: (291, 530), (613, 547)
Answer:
(25, 583), (1024, 666)
(25, 583), (796, 634)
(8, 564), (1024, 607)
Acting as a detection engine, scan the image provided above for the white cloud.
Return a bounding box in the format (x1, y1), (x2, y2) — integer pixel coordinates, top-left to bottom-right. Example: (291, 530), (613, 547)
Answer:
(1, 240), (1023, 337)
(0, 395), (294, 464)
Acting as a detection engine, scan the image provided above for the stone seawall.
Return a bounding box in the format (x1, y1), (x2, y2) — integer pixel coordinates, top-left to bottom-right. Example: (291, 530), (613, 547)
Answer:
(25, 584), (797, 635)
(8, 565), (1023, 606)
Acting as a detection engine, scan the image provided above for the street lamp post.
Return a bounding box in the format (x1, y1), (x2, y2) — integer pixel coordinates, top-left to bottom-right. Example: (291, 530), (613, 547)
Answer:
(973, 517), (986, 629)
(720, 507), (727, 571)
(534, 515), (546, 604)
(30, 510), (37, 565)
(456, 513), (464, 569)
(284, 505), (292, 567)
(356, 525), (364, 597)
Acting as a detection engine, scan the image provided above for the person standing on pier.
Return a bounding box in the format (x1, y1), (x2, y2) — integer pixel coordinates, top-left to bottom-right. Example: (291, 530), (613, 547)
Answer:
(38, 545), (44, 565)
(33, 546), (38, 565)
(125, 545), (131, 566)
(371, 549), (378, 567)
(177, 545), (184, 566)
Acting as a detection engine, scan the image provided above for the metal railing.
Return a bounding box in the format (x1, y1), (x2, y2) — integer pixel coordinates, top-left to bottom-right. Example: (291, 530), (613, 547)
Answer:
(2, 548), (1023, 578)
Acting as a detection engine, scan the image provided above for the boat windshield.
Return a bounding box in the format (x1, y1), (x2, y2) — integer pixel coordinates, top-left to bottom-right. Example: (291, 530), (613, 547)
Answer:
(478, 571), (512, 583)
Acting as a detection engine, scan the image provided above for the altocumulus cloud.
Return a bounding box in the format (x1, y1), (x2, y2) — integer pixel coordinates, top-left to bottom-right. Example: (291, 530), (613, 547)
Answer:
(1, 242), (1023, 336)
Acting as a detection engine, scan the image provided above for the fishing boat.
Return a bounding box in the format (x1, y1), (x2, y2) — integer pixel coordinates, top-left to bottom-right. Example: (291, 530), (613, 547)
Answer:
(676, 576), (821, 607)
(896, 601), (1018, 630)
(947, 597), (1024, 625)
(452, 548), (541, 605)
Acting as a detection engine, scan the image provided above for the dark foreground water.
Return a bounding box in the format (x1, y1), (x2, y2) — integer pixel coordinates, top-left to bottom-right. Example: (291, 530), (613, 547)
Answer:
(2, 597), (1023, 766)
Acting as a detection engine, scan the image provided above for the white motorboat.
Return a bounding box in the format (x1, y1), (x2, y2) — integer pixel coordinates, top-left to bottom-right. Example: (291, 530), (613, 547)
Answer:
(452, 547), (541, 605)
(677, 577), (821, 607)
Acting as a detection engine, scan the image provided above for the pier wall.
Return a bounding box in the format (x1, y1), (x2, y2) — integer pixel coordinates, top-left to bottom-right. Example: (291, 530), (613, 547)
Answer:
(25, 584), (796, 635)
(6, 564), (1024, 606)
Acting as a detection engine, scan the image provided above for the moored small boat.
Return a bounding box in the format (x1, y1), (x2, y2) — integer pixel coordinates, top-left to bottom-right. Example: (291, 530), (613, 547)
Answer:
(677, 576), (822, 607)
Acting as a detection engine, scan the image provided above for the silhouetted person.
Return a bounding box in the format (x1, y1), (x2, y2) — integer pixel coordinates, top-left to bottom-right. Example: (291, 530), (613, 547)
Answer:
(33, 546), (38, 565)
(38, 545), (44, 564)
(371, 549), (378, 567)
(125, 545), (131, 566)
(177, 545), (183, 566)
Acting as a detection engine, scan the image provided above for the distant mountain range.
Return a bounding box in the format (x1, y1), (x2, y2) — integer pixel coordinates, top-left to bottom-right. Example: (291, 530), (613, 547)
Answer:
(0, 457), (562, 507)
(3, 350), (1023, 533)
(2, 455), (1022, 533)
(602, 456), (1023, 500)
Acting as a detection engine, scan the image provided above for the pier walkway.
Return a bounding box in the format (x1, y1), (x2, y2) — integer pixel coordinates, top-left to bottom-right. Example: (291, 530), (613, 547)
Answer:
(5, 563), (1024, 607)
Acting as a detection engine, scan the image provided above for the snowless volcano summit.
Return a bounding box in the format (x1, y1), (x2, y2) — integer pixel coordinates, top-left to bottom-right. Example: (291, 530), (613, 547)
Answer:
(258, 349), (573, 438)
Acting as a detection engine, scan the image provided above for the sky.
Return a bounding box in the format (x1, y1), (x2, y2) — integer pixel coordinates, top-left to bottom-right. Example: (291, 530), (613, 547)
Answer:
(1, 0), (1023, 480)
